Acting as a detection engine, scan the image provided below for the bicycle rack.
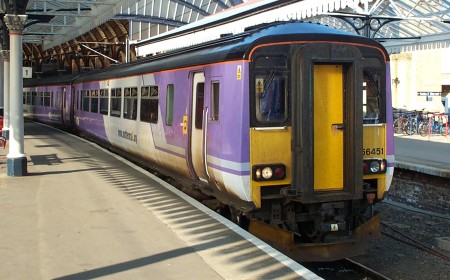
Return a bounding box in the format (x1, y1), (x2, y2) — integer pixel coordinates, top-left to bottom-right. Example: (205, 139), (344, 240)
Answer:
(425, 113), (448, 139)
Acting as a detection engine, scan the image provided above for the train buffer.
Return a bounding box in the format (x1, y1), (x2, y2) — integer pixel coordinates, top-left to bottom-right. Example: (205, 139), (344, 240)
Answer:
(0, 121), (320, 280)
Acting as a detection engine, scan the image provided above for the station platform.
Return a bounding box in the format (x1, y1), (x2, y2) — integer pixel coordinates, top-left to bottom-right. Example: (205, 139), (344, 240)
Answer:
(0, 121), (319, 280)
(394, 134), (450, 178)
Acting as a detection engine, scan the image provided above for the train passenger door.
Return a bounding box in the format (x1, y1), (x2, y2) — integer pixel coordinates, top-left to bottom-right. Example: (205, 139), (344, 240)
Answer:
(190, 72), (208, 181)
(61, 86), (74, 128)
(61, 87), (68, 125)
(313, 65), (344, 191)
(293, 43), (363, 202)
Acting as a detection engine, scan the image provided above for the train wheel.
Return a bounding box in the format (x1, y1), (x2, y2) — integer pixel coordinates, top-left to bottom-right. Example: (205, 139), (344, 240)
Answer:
(228, 206), (250, 229)
(299, 222), (324, 242)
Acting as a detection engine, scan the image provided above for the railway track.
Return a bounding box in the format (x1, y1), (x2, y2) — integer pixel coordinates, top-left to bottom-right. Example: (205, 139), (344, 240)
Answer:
(301, 258), (391, 280)
(381, 221), (450, 262)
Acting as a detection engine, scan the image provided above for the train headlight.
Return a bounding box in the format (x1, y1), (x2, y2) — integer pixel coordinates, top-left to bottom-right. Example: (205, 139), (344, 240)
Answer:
(370, 161), (380, 173)
(253, 164), (286, 181)
(262, 167), (273, 179)
(363, 159), (387, 175)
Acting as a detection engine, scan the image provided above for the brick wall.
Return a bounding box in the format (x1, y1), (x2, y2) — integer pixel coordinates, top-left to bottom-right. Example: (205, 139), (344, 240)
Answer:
(387, 168), (450, 215)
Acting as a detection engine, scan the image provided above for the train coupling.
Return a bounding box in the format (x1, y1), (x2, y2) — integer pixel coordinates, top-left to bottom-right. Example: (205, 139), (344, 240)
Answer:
(248, 212), (381, 262)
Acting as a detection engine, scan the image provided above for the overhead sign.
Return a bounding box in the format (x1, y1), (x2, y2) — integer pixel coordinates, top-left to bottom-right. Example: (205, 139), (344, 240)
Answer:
(417, 92), (441, 96)
(23, 67), (32, 78)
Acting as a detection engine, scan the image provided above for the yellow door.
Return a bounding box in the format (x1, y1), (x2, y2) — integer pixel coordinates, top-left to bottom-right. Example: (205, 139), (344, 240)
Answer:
(314, 65), (344, 191)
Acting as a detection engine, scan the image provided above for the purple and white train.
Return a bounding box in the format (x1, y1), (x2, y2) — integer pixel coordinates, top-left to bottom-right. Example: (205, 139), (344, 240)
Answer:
(24, 21), (394, 261)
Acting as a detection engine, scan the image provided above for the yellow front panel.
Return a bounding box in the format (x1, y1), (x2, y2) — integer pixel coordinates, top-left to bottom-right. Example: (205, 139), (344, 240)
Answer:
(314, 65), (344, 191)
(363, 125), (386, 159)
(250, 127), (292, 208)
(363, 124), (387, 198)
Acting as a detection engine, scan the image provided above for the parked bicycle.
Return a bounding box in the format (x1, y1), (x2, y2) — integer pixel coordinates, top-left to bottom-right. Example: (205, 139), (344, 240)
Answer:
(393, 108), (421, 135)
(418, 113), (449, 137)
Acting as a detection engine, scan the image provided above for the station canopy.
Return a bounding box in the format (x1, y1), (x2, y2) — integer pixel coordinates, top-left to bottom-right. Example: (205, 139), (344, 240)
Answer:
(5, 0), (450, 60)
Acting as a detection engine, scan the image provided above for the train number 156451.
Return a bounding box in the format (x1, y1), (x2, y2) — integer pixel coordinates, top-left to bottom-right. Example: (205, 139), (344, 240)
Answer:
(363, 147), (384, 156)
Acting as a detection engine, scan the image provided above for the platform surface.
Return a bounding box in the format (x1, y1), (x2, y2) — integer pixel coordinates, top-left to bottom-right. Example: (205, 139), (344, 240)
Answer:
(0, 121), (319, 280)
(394, 134), (450, 177)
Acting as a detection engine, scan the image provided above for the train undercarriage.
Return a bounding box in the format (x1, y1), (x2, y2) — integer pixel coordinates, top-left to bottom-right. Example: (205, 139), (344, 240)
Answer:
(214, 184), (382, 262)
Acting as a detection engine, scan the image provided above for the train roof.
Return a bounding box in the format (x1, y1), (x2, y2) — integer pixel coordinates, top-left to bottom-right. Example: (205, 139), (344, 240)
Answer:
(23, 72), (80, 87)
(25, 21), (389, 86)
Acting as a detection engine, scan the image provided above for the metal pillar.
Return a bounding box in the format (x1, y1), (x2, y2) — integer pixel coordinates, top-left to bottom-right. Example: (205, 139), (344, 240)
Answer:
(0, 52), (4, 116)
(4, 14), (27, 176)
(2, 50), (9, 139)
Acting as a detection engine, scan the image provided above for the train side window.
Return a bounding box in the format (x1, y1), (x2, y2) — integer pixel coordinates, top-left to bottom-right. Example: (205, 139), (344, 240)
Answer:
(195, 83), (204, 129)
(32, 92), (38, 105)
(62, 88), (66, 109)
(100, 89), (108, 115)
(124, 87), (138, 120)
(255, 73), (287, 123)
(55, 91), (61, 109)
(140, 85), (158, 123)
(23, 92), (27, 105)
(82, 90), (90, 112)
(91, 90), (99, 113)
(43, 92), (51, 107)
(28, 92), (33, 105)
(166, 84), (174, 126)
(252, 55), (288, 125)
(110, 88), (121, 117)
(363, 69), (382, 123)
(75, 90), (80, 111)
(211, 81), (220, 121)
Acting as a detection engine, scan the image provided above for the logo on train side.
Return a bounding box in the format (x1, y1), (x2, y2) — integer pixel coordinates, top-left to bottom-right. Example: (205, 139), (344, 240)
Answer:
(48, 112), (60, 120)
(118, 129), (138, 144)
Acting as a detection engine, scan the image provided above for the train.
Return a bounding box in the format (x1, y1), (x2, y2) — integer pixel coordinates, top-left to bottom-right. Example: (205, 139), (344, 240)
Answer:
(23, 21), (394, 262)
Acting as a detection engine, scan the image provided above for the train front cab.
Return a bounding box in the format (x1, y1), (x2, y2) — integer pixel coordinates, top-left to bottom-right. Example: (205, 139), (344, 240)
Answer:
(248, 42), (390, 261)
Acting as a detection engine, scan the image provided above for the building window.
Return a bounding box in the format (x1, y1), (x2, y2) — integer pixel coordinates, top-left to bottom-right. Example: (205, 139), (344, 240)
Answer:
(211, 82), (220, 121)
(124, 87), (138, 120)
(110, 88), (121, 117)
(166, 84), (174, 126)
(140, 86), (158, 123)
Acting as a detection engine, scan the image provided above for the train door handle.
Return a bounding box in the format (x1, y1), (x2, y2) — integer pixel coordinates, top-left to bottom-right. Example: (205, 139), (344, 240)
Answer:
(332, 123), (345, 130)
(180, 115), (188, 135)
